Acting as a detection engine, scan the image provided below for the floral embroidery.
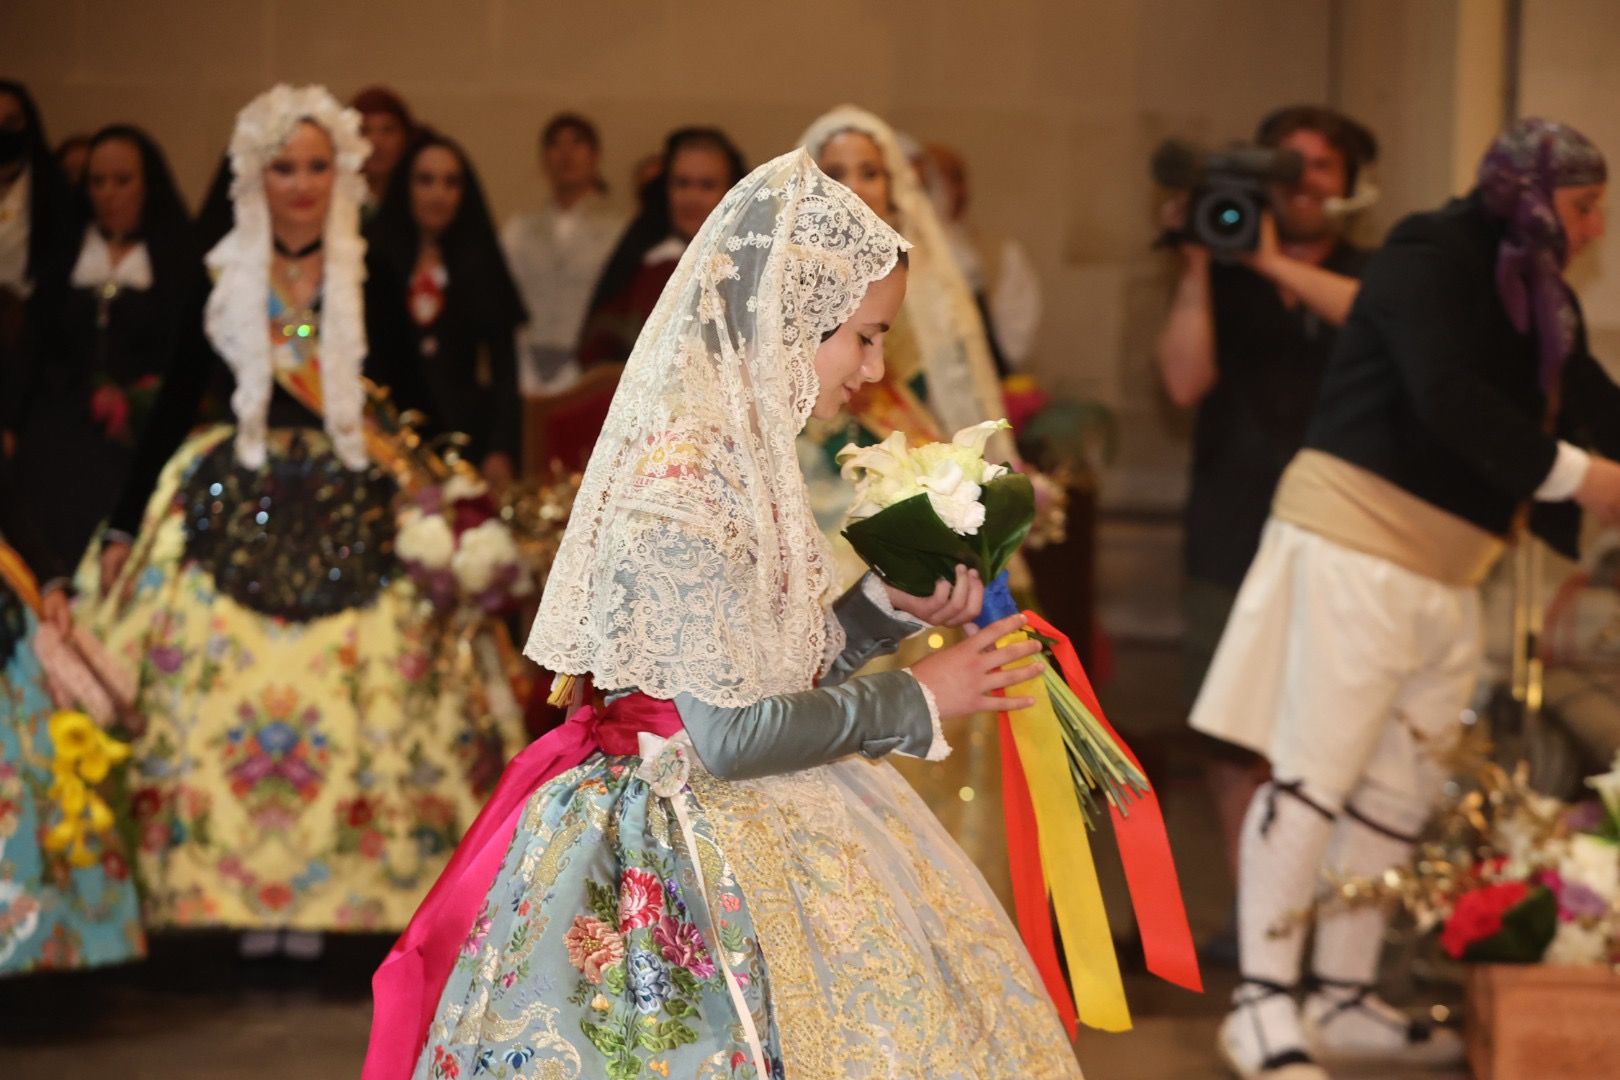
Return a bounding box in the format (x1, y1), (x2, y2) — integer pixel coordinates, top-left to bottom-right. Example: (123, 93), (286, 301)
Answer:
(564, 913), (625, 984)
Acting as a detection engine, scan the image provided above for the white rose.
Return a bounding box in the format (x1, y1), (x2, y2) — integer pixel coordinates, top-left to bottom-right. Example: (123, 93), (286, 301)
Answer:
(1558, 833), (1620, 901)
(396, 509), (455, 570)
(918, 458), (987, 535)
(452, 520), (519, 595)
(1544, 919), (1610, 966)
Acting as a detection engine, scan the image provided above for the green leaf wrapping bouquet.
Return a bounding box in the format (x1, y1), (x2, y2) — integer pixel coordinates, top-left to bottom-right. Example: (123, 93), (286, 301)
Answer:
(836, 419), (1148, 824)
(838, 421), (1034, 593)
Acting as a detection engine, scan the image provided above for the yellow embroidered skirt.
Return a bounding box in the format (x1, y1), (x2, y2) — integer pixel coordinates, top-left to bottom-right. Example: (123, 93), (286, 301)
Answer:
(86, 426), (524, 931)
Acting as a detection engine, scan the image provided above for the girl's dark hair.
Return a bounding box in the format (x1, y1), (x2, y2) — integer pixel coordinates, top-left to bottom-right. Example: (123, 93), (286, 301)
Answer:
(83, 124), (192, 245)
(366, 129), (526, 334)
(585, 126), (747, 318)
(350, 86), (415, 131)
(0, 78), (75, 278)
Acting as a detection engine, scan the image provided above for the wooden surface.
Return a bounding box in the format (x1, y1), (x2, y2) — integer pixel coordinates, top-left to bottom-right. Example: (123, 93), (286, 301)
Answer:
(1467, 963), (1620, 1080)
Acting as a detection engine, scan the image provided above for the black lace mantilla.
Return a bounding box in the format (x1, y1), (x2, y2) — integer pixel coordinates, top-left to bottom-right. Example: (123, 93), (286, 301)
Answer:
(180, 433), (399, 621)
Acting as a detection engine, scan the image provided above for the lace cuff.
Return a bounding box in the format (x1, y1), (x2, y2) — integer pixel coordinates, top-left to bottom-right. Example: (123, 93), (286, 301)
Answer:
(861, 572), (927, 630)
(901, 668), (951, 762)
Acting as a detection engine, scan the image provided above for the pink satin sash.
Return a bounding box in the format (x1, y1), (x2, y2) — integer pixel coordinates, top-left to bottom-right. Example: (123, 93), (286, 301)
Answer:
(361, 693), (684, 1080)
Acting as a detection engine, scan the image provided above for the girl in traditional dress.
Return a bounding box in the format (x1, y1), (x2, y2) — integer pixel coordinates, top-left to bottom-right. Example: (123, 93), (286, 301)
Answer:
(0, 494), (143, 977)
(365, 149), (1084, 1080)
(88, 86), (524, 952)
(10, 124), (206, 567)
(576, 127), (745, 370)
(365, 130), (526, 486)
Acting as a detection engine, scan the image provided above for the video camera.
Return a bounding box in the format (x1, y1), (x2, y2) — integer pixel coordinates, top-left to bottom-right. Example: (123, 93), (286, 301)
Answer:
(1151, 139), (1303, 257)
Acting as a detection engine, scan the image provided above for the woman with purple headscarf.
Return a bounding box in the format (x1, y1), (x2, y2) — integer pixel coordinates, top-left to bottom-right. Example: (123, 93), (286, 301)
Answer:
(1189, 117), (1620, 1080)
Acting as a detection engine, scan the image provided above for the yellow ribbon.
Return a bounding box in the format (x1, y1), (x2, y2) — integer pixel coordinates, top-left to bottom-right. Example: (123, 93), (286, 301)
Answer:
(1002, 636), (1132, 1032)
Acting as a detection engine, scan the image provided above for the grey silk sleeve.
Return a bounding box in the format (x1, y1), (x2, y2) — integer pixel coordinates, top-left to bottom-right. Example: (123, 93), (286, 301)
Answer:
(672, 669), (935, 781)
(821, 573), (928, 687)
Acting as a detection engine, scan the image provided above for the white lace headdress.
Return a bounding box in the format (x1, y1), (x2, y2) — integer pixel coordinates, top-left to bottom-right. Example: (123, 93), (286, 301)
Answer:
(524, 150), (910, 706)
(800, 105), (1010, 451)
(205, 84), (371, 470)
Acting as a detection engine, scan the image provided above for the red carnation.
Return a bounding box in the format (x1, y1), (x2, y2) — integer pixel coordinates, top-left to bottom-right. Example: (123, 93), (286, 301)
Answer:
(1441, 881), (1530, 959)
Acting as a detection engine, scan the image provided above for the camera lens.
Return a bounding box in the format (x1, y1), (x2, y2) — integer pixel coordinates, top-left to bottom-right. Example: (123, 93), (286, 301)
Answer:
(1206, 197), (1248, 238)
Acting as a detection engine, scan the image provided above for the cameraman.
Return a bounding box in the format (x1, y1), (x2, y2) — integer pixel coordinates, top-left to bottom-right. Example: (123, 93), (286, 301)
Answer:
(1155, 105), (1377, 909)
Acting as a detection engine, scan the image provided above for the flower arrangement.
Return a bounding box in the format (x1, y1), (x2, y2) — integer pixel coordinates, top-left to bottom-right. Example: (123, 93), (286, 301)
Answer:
(1437, 753), (1620, 966)
(838, 420), (1145, 819)
(397, 472), (534, 617)
(836, 419), (1199, 1035)
(1322, 749), (1620, 969)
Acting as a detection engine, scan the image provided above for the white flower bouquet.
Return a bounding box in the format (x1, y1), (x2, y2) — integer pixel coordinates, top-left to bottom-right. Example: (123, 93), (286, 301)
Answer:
(838, 420), (1147, 821)
(397, 473), (534, 616)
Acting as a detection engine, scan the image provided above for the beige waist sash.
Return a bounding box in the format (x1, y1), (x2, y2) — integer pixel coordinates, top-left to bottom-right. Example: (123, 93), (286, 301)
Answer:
(1272, 449), (1506, 587)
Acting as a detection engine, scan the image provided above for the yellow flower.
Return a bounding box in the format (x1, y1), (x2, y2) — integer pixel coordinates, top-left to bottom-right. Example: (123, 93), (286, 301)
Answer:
(67, 835), (96, 868)
(42, 817), (80, 854)
(86, 795), (115, 835)
(47, 711), (99, 764)
(77, 737), (131, 785)
(48, 774), (88, 816)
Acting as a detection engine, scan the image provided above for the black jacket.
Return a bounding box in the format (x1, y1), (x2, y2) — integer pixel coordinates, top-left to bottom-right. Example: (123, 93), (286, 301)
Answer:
(1303, 192), (1620, 558)
(363, 256), (522, 467)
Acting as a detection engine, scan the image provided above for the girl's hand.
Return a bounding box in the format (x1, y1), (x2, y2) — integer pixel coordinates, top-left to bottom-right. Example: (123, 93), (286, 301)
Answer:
(884, 565), (983, 628)
(99, 541), (132, 597)
(40, 587), (73, 636)
(910, 614), (1043, 720)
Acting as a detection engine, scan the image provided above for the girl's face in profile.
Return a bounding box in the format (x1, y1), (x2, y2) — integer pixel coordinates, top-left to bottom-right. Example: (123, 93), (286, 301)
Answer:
(810, 264), (907, 421)
(817, 131), (892, 219)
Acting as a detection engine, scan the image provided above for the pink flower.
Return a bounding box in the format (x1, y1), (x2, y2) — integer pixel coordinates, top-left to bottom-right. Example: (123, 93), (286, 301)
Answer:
(90, 384), (131, 439)
(719, 892), (740, 913)
(653, 913), (714, 979)
(618, 867), (665, 932)
(461, 911), (492, 958)
(564, 915), (625, 984)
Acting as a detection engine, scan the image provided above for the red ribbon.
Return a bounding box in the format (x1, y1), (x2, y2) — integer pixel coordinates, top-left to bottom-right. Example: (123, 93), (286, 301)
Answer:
(362, 694), (683, 1080)
(999, 712), (1080, 1037)
(1021, 610), (1203, 996)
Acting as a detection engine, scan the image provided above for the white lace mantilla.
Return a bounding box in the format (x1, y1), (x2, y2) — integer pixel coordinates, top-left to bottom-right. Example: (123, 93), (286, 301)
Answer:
(525, 150), (911, 707)
(204, 84), (371, 470)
